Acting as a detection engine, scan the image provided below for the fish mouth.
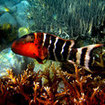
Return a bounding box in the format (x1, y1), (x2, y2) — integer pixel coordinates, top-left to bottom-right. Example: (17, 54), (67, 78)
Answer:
(11, 41), (16, 50)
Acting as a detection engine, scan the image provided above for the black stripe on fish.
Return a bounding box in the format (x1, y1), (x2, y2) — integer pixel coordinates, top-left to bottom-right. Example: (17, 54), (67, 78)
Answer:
(55, 38), (65, 61)
(69, 48), (77, 62)
(62, 41), (72, 60)
(48, 35), (56, 60)
(88, 48), (94, 70)
(43, 33), (51, 48)
(53, 37), (59, 60)
(80, 48), (88, 66)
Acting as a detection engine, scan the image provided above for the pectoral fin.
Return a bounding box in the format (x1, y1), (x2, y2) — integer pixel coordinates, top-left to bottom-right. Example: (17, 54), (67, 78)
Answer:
(36, 57), (43, 64)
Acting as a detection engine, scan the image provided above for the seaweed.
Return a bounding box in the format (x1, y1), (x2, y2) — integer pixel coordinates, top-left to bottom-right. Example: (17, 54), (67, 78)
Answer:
(27, 0), (105, 45)
(0, 61), (105, 105)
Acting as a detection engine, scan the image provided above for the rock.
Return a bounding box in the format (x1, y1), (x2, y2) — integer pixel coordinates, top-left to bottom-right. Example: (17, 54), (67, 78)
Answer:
(0, 13), (17, 26)
(4, 0), (21, 8)
(12, 0), (31, 27)
(0, 48), (34, 77)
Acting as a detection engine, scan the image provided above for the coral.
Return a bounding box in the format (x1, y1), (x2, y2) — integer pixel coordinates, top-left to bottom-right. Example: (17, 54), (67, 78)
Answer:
(0, 61), (105, 105)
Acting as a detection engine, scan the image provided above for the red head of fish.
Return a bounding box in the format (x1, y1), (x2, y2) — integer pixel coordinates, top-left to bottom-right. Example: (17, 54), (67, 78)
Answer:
(11, 33), (48, 63)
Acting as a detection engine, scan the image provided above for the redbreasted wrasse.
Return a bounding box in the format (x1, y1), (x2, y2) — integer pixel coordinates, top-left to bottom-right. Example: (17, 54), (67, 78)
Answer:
(11, 32), (103, 71)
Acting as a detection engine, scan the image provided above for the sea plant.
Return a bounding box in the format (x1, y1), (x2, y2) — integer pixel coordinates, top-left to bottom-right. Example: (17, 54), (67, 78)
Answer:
(0, 59), (105, 105)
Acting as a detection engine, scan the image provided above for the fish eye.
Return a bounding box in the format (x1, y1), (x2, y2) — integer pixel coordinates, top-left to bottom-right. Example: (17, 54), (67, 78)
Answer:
(31, 36), (34, 39)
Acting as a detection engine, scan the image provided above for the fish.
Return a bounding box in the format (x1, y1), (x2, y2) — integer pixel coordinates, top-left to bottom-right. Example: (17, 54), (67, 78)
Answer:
(11, 32), (103, 71)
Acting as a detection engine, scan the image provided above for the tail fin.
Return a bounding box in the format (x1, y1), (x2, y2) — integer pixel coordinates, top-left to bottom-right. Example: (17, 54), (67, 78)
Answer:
(75, 44), (103, 71)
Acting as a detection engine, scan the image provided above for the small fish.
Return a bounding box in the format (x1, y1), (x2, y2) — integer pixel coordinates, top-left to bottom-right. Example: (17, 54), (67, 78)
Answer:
(11, 32), (103, 71)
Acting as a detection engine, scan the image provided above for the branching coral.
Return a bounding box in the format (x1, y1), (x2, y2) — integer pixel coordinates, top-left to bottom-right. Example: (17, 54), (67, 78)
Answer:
(0, 62), (105, 105)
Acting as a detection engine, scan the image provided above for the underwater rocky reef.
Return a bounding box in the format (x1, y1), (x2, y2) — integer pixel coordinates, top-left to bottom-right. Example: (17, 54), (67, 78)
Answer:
(0, 0), (105, 104)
